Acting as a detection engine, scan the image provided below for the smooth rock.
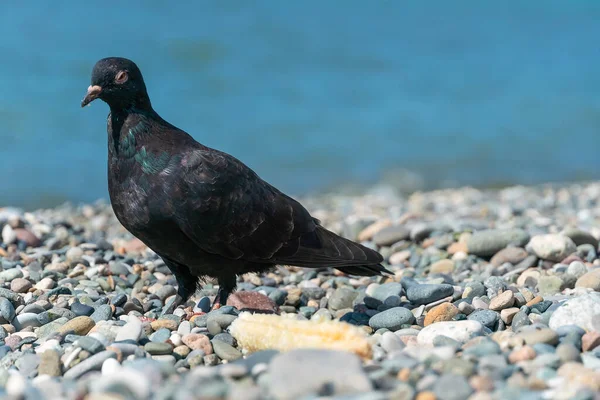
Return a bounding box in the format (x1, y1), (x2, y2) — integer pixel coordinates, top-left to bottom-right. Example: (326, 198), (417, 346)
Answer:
(429, 259), (455, 274)
(266, 349), (372, 399)
(549, 293), (600, 331)
(500, 308), (519, 325)
(562, 228), (599, 247)
(406, 284), (454, 305)
(536, 276), (564, 295)
(489, 291), (515, 311)
(575, 270), (600, 291)
(145, 342), (173, 355)
(371, 283), (404, 304)
(226, 291), (278, 313)
(466, 229), (529, 257)
(369, 307), (415, 331)
(38, 350), (61, 377)
(10, 278), (31, 294)
(115, 317), (142, 342)
(490, 247), (529, 267)
(567, 261), (588, 279)
(467, 310), (499, 329)
(582, 331), (600, 352)
(63, 350), (117, 379)
(417, 320), (486, 346)
(517, 328), (559, 346)
(58, 316), (96, 336)
(527, 234), (577, 262)
(90, 305), (112, 322)
(373, 225), (410, 247)
(211, 340), (242, 361)
(182, 333), (213, 354)
(424, 303), (459, 326)
(328, 288), (359, 311)
(432, 373), (473, 400)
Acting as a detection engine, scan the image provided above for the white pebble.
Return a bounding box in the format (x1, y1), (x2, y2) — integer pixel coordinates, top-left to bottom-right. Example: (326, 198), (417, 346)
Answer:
(6, 372), (26, 397)
(170, 333), (182, 346)
(102, 358), (121, 376)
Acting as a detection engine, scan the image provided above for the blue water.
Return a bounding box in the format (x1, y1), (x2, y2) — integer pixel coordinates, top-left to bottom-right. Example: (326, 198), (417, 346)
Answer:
(1, 1), (600, 209)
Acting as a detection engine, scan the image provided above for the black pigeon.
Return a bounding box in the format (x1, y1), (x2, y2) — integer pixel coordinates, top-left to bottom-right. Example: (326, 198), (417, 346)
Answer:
(81, 57), (391, 312)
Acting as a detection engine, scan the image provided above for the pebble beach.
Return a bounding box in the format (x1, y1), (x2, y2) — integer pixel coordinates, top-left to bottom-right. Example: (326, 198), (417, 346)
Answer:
(1, 182), (600, 400)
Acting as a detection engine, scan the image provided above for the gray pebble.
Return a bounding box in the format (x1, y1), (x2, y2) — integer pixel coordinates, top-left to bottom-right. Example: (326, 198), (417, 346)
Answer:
(369, 307), (415, 331)
(145, 342), (173, 355)
(433, 373), (473, 400)
(75, 336), (105, 354)
(90, 304), (112, 322)
(63, 350), (117, 379)
(467, 310), (499, 330)
(212, 340), (242, 361)
(404, 281), (454, 305)
(328, 287), (359, 311)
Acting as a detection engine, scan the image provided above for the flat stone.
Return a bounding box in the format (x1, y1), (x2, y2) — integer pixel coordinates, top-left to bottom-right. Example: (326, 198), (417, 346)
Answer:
(536, 276), (564, 295)
(75, 336), (105, 354)
(417, 320), (486, 346)
(58, 316), (96, 336)
(226, 291), (279, 313)
(508, 346), (537, 363)
(372, 225), (410, 247)
(516, 328), (559, 346)
(424, 303), (459, 326)
(562, 228), (599, 247)
(63, 350), (117, 380)
(70, 301), (94, 317)
(90, 305), (112, 322)
(0, 297), (16, 324)
(38, 350), (61, 377)
(212, 340), (241, 361)
(567, 261), (588, 278)
(267, 349), (372, 399)
(150, 319), (178, 331)
(490, 247), (529, 267)
(380, 331), (405, 353)
(10, 278), (31, 294)
(182, 333), (213, 354)
(371, 283), (404, 304)
(549, 293), (600, 331)
(0, 268), (23, 282)
(406, 284), (454, 305)
(467, 310), (499, 329)
(115, 317), (142, 342)
(144, 342), (173, 355)
(527, 234), (577, 262)
(429, 259), (455, 274)
(500, 307), (519, 324)
(328, 288), (359, 311)
(466, 229), (529, 257)
(369, 307), (415, 331)
(575, 270), (600, 291)
(557, 362), (600, 392)
(489, 291), (515, 311)
(582, 331), (600, 352)
(433, 373), (473, 400)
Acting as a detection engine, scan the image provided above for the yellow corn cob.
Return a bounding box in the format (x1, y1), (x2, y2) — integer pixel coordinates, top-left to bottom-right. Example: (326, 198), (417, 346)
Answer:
(229, 312), (373, 359)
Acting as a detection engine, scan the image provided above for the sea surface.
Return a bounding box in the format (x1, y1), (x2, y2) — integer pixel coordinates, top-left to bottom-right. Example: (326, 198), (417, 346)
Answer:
(1, 1), (600, 209)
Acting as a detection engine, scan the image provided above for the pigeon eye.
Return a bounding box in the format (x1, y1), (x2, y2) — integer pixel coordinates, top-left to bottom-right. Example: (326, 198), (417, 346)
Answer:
(115, 71), (128, 84)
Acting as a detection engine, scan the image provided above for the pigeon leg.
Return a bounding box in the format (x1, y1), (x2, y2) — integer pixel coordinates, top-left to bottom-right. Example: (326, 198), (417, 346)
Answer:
(211, 275), (236, 310)
(162, 258), (197, 315)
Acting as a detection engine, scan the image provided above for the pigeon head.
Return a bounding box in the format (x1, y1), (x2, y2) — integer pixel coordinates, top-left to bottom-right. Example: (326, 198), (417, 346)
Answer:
(81, 57), (151, 110)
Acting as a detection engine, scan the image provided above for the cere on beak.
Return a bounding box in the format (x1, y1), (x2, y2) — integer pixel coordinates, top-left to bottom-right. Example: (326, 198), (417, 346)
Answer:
(81, 85), (102, 107)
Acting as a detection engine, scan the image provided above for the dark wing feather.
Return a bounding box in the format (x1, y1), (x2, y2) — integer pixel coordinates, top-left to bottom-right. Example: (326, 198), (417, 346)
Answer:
(173, 147), (386, 271)
(174, 148), (316, 261)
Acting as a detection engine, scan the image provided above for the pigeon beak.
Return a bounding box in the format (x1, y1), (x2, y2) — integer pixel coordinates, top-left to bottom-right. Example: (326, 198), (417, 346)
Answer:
(81, 85), (102, 107)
